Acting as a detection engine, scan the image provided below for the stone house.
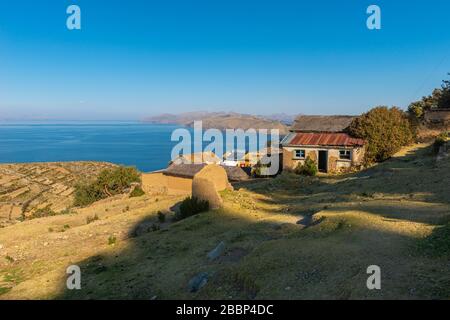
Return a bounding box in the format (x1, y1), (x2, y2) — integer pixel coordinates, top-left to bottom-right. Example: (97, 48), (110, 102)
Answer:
(141, 163), (248, 195)
(281, 115), (366, 173)
(424, 108), (450, 125)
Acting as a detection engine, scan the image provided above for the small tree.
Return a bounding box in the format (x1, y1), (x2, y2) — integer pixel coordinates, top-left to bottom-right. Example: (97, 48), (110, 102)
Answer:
(408, 88), (442, 120)
(438, 73), (450, 109)
(129, 186), (145, 198)
(294, 157), (318, 176)
(74, 166), (141, 207)
(433, 132), (448, 154)
(176, 197), (209, 221)
(97, 166), (141, 196)
(347, 106), (415, 164)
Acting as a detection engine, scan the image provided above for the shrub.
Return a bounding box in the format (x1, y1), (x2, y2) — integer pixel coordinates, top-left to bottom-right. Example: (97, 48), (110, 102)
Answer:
(74, 166), (141, 207)
(108, 235), (117, 245)
(407, 101), (425, 120)
(433, 132), (448, 154)
(73, 182), (104, 207)
(438, 74), (450, 109)
(59, 208), (72, 215)
(157, 211), (166, 223)
(97, 166), (141, 195)
(347, 106), (415, 164)
(408, 88), (443, 120)
(86, 214), (99, 224)
(294, 157), (318, 176)
(129, 186), (145, 198)
(176, 197), (209, 221)
(30, 205), (57, 219)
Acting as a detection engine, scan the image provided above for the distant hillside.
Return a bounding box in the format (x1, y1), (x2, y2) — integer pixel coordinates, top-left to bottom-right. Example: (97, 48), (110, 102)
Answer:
(143, 112), (291, 134)
(257, 113), (298, 125)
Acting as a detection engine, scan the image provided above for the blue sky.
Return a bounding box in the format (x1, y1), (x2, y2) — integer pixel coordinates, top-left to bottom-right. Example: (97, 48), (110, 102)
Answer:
(0, 0), (449, 120)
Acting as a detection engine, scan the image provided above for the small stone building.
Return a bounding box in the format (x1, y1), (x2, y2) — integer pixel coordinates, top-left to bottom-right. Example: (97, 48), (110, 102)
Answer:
(424, 109), (450, 125)
(281, 115), (366, 173)
(141, 163), (235, 196)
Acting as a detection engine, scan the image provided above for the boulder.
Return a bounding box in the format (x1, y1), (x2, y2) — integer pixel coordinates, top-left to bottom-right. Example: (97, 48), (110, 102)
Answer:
(207, 241), (226, 261)
(188, 272), (208, 293)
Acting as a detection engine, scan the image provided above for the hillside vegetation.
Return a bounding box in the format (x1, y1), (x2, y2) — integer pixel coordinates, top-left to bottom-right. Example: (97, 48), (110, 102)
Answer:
(0, 144), (449, 299)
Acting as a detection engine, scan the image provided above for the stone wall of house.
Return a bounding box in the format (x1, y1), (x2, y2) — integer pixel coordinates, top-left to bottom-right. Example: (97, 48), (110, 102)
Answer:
(352, 146), (365, 165)
(141, 172), (192, 195)
(424, 109), (450, 125)
(166, 175), (194, 194)
(282, 146), (365, 173)
(141, 164), (232, 196)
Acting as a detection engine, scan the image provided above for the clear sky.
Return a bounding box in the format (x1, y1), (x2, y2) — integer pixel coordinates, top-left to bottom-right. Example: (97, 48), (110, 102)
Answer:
(1, 0), (449, 120)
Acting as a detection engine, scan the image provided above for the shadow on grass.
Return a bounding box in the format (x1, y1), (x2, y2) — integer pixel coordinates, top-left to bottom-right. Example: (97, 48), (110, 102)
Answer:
(54, 206), (295, 300)
(243, 144), (450, 225)
(52, 145), (450, 300)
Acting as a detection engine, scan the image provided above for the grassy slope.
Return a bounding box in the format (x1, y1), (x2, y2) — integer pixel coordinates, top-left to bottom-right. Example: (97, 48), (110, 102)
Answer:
(0, 144), (449, 299)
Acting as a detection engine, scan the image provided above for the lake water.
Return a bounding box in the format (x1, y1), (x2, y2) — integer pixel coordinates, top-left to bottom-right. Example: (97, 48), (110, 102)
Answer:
(0, 122), (183, 172)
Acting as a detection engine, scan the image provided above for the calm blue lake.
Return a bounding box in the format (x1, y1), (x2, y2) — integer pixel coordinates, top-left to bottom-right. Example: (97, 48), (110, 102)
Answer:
(0, 122), (183, 172)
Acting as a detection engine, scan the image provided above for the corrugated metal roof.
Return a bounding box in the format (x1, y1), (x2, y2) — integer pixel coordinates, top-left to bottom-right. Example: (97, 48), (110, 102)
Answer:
(288, 133), (365, 147)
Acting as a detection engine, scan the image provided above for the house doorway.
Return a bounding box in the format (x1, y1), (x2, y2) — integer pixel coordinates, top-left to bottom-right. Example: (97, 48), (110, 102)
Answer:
(318, 150), (328, 172)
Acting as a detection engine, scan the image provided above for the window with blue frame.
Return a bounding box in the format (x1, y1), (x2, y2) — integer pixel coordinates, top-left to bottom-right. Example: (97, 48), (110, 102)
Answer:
(294, 149), (306, 159)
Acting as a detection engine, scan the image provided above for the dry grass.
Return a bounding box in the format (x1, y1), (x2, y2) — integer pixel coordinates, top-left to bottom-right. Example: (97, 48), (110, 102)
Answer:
(0, 143), (449, 299)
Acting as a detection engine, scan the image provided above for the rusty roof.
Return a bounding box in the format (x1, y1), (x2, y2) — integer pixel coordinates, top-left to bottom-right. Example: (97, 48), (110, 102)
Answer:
(288, 132), (365, 147)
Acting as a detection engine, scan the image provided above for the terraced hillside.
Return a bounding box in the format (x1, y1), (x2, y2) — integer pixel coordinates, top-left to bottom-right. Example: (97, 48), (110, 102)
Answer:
(0, 162), (116, 226)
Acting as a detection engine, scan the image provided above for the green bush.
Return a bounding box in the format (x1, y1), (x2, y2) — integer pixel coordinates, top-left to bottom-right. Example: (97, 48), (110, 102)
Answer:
(294, 157), (318, 176)
(97, 167), (141, 195)
(407, 88), (443, 121)
(74, 166), (141, 207)
(108, 235), (117, 245)
(30, 205), (57, 219)
(347, 106), (415, 164)
(86, 214), (99, 224)
(129, 186), (145, 198)
(433, 132), (448, 154)
(73, 182), (104, 207)
(176, 197), (209, 221)
(438, 74), (450, 109)
(157, 211), (166, 223)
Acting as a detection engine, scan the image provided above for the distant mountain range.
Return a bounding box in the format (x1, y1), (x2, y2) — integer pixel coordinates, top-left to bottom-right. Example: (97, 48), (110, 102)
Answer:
(142, 112), (299, 135)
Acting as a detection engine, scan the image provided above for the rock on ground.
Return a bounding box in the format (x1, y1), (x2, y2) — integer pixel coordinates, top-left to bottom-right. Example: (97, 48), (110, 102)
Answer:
(188, 272), (208, 293)
(207, 241), (225, 261)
